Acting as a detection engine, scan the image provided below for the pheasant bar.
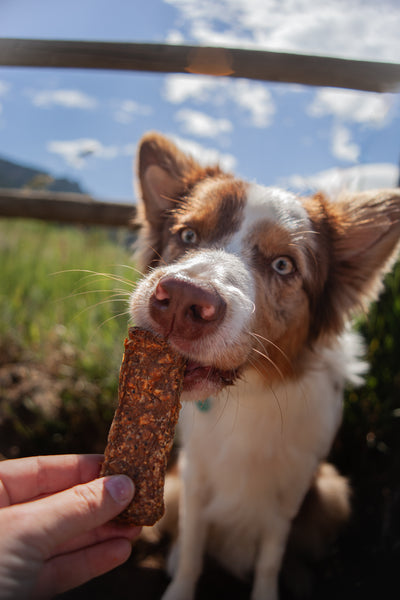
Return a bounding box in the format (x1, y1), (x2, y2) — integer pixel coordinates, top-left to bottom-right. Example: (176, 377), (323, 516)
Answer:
(100, 327), (186, 526)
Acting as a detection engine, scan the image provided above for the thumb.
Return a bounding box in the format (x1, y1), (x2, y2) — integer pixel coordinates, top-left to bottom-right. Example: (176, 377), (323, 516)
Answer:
(16, 475), (135, 558)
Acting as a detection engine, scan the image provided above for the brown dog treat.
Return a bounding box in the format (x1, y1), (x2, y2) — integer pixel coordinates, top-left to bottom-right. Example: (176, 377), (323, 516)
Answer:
(100, 327), (186, 526)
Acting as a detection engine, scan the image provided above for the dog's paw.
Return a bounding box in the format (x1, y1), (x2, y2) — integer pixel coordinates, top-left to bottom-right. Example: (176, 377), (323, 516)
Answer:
(162, 579), (195, 600)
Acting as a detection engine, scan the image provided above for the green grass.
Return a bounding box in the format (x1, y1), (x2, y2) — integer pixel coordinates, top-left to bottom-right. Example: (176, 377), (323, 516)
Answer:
(0, 218), (139, 383)
(0, 218), (143, 456)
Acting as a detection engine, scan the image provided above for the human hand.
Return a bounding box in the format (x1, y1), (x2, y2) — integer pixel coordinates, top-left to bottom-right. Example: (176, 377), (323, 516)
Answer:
(0, 454), (141, 599)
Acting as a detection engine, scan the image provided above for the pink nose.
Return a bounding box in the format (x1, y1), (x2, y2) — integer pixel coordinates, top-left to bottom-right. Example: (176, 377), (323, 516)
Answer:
(149, 276), (226, 340)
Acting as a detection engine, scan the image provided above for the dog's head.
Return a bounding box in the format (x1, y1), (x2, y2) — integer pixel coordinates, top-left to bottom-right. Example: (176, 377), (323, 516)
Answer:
(130, 132), (400, 399)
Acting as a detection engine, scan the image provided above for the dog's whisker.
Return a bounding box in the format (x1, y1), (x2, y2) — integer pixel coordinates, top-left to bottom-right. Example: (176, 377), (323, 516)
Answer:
(58, 289), (131, 303)
(69, 299), (130, 321)
(84, 309), (132, 345)
(208, 387), (231, 433)
(145, 244), (168, 266)
(249, 337), (290, 416)
(251, 347), (286, 383)
(249, 332), (287, 368)
(250, 332), (293, 368)
(53, 268), (138, 292)
(246, 355), (284, 432)
(110, 263), (145, 277)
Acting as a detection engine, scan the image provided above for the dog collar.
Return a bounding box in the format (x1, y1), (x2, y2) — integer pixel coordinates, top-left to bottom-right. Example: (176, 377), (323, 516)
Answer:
(195, 397), (212, 412)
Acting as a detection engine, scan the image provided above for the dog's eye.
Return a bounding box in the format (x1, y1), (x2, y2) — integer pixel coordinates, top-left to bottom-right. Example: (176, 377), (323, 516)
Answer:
(271, 256), (295, 276)
(180, 228), (198, 245)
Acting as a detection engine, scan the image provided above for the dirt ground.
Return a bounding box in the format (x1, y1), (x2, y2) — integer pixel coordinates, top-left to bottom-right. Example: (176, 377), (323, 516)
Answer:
(1, 345), (399, 600)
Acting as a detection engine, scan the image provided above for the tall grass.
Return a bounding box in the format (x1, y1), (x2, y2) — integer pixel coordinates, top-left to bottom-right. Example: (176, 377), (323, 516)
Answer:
(0, 218), (139, 380)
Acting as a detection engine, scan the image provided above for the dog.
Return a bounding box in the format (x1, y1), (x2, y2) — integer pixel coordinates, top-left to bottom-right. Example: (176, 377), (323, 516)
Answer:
(129, 132), (400, 600)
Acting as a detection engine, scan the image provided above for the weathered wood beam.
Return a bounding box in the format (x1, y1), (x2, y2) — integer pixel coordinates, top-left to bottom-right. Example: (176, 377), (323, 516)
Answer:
(0, 38), (399, 92)
(0, 188), (136, 227)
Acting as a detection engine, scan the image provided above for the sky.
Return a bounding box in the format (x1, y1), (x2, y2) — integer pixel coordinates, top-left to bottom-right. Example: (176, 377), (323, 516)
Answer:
(0, 0), (399, 203)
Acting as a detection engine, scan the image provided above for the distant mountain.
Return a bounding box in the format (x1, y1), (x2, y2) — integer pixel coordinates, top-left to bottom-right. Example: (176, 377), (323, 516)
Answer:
(0, 156), (85, 194)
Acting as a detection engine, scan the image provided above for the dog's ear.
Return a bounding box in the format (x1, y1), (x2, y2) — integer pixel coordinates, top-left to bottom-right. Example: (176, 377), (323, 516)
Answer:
(134, 133), (200, 269)
(134, 132), (223, 269)
(308, 189), (400, 339)
(136, 132), (199, 228)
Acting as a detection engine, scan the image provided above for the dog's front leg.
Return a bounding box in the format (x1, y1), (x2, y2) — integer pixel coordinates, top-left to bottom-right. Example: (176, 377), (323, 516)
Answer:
(251, 519), (290, 600)
(162, 471), (208, 600)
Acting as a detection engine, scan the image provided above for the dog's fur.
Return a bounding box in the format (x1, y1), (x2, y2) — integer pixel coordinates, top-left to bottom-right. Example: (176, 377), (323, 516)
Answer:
(130, 132), (400, 600)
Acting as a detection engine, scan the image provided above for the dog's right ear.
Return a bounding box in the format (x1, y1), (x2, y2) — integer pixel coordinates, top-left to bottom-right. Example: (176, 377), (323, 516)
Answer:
(134, 132), (223, 269)
(136, 132), (199, 228)
(134, 133), (201, 269)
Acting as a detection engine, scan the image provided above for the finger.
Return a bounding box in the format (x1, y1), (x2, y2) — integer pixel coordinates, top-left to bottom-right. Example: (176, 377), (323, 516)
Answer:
(33, 538), (132, 599)
(0, 454), (104, 507)
(14, 475), (135, 557)
(54, 522), (142, 555)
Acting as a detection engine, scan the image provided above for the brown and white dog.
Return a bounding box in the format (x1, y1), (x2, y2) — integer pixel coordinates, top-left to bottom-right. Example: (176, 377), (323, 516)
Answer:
(130, 132), (400, 600)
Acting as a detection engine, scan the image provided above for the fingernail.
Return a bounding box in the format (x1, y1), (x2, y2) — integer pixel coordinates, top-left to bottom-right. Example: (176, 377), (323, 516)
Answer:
(104, 475), (135, 505)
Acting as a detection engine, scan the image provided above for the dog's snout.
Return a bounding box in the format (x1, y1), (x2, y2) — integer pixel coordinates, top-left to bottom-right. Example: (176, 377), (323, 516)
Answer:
(150, 276), (226, 339)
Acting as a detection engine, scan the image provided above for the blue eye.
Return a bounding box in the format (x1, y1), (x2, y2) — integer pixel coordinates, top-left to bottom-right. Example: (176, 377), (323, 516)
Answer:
(271, 256), (295, 276)
(180, 228), (198, 244)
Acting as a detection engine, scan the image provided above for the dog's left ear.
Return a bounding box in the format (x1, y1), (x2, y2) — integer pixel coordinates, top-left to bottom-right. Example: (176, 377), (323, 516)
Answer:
(309, 189), (400, 338)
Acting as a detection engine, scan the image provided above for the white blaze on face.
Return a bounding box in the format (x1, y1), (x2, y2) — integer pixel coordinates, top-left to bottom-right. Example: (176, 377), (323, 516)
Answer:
(227, 184), (311, 255)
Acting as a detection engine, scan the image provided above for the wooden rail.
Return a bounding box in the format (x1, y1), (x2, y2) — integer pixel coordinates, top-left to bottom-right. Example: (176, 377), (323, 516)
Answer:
(1, 38), (400, 93)
(1, 38), (399, 226)
(0, 188), (136, 227)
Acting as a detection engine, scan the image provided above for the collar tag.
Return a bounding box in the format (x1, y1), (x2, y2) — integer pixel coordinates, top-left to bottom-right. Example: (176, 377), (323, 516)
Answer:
(195, 397), (212, 412)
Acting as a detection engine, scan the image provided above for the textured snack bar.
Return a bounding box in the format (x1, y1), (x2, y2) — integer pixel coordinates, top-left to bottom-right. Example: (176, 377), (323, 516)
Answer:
(100, 327), (186, 526)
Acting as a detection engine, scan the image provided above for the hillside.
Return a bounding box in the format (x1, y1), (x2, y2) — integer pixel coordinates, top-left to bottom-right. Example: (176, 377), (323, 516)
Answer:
(0, 155), (85, 194)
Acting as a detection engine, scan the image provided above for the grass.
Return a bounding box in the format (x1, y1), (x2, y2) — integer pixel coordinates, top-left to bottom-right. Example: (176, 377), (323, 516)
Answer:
(0, 218), (141, 456)
(0, 218), (139, 374)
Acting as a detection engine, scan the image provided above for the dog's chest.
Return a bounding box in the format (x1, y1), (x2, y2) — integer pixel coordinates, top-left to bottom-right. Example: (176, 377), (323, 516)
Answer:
(177, 365), (345, 577)
(180, 365), (344, 515)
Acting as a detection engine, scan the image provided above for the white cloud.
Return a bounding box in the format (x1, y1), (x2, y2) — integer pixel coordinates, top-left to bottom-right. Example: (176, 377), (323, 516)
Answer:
(47, 138), (139, 168)
(164, 75), (275, 128)
(332, 125), (359, 163)
(286, 163), (399, 196)
(171, 134), (237, 171)
(233, 80), (275, 127)
(0, 81), (10, 97)
(114, 99), (153, 124)
(164, 0), (400, 62)
(308, 89), (395, 127)
(164, 74), (220, 103)
(29, 89), (97, 110)
(307, 89), (397, 165)
(47, 139), (119, 168)
(175, 108), (233, 138)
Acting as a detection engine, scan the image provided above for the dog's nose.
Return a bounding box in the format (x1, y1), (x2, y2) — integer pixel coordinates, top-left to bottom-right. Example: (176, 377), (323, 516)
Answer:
(149, 275), (226, 339)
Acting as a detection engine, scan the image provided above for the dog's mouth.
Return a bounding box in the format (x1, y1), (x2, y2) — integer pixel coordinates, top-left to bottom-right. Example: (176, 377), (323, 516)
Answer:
(183, 359), (239, 393)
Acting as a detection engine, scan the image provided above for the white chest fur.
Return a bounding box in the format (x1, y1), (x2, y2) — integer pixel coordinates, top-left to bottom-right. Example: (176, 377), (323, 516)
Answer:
(177, 333), (364, 578)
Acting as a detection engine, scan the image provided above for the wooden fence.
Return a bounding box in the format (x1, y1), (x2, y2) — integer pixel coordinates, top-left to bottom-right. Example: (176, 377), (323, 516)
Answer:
(0, 188), (135, 227)
(1, 38), (400, 92)
(1, 38), (399, 226)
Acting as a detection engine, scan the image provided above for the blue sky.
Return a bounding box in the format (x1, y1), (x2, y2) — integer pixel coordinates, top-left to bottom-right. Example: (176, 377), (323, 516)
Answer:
(0, 0), (399, 202)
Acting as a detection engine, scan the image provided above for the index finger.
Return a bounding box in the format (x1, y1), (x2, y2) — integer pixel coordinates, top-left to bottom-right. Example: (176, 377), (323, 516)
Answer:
(0, 454), (104, 507)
